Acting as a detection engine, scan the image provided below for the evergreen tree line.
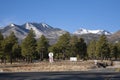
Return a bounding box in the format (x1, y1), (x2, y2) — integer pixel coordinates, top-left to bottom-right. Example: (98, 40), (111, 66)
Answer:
(87, 35), (120, 60)
(0, 29), (49, 64)
(0, 29), (120, 64)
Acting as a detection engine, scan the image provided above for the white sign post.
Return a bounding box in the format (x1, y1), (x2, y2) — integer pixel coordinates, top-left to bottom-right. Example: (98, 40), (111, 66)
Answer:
(94, 60), (97, 65)
(70, 57), (77, 62)
(48, 52), (54, 63)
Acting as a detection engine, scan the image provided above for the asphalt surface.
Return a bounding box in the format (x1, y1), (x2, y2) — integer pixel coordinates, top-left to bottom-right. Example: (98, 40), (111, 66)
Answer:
(0, 71), (120, 80)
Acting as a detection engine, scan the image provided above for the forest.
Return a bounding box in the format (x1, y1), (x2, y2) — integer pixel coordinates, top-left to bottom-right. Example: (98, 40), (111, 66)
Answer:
(0, 29), (120, 64)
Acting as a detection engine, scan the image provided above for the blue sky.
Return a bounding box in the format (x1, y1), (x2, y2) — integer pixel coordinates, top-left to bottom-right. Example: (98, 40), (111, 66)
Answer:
(0, 0), (120, 33)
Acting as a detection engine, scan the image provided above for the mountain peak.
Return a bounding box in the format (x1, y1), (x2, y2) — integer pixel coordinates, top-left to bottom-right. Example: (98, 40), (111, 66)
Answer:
(9, 23), (15, 27)
(25, 22), (33, 29)
(40, 23), (53, 29)
(41, 23), (49, 28)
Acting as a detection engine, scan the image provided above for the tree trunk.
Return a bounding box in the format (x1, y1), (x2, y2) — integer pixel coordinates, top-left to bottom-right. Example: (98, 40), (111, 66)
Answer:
(4, 58), (6, 64)
(10, 52), (12, 64)
(30, 57), (32, 63)
(3, 55), (6, 64)
(41, 51), (43, 61)
(1, 57), (4, 64)
(27, 56), (30, 64)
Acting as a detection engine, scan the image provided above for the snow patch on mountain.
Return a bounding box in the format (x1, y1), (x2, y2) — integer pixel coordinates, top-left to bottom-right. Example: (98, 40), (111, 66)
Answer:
(25, 23), (43, 38)
(41, 23), (50, 28)
(74, 28), (112, 35)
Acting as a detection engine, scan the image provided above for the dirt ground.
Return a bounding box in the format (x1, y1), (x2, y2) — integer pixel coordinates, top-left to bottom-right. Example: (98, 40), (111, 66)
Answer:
(0, 60), (95, 72)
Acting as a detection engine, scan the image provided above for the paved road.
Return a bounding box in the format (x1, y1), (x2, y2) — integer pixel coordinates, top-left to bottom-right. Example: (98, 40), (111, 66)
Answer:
(0, 71), (120, 80)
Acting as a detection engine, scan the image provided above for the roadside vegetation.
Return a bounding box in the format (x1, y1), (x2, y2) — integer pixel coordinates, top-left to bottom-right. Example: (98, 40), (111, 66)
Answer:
(0, 29), (120, 64)
(0, 61), (94, 72)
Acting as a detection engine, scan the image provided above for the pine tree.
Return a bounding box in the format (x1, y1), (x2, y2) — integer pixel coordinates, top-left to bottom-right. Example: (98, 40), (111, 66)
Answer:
(87, 40), (97, 59)
(2, 32), (18, 64)
(21, 29), (36, 63)
(8, 32), (18, 64)
(115, 42), (120, 60)
(0, 32), (3, 41)
(56, 32), (71, 59)
(96, 35), (110, 60)
(0, 32), (4, 63)
(49, 44), (60, 59)
(36, 35), (49, 60)
(69, 35), (78, 57)
(12, 43), (21, 61)
(77, 38), (87, 60)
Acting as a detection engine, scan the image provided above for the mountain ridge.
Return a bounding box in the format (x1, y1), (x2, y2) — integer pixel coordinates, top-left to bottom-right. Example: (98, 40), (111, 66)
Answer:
(0, 22), (67, 44)
(0, 22), (120, 44)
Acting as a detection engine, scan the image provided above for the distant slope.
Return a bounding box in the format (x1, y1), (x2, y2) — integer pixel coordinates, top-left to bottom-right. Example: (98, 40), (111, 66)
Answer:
(73, 28), (112, 43)
(108, 30), (120, 42)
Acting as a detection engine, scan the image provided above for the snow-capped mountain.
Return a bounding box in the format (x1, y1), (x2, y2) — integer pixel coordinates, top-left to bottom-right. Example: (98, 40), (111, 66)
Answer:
(74, 28), (112, 35)
(1, 23), (28, 40)
(0, 22), (67, 44)
(0, 23), (119, 44)
(22, 23), (66, 39)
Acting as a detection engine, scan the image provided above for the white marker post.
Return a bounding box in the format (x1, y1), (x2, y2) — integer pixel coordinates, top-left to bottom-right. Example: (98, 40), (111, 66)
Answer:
(94, 60), (97, 65)
(48, 52), (54, 63)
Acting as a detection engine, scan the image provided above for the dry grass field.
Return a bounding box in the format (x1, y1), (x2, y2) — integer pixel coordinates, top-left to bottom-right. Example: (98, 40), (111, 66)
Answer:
(0, 61), (95, 72)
